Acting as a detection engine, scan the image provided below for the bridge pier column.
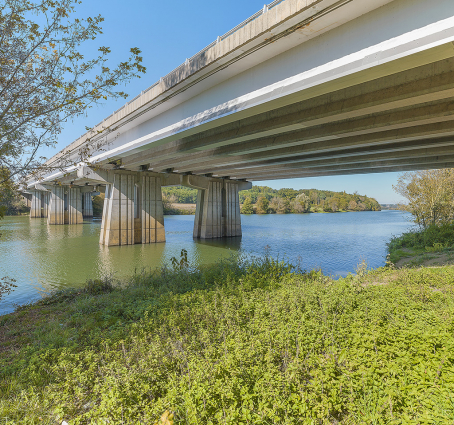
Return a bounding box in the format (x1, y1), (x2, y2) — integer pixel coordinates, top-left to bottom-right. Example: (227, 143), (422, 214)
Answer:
(141, 174), (165, 244)
(99, 171), (166, 246)
(42, 192), (50, 218)
(30, 190), (42, 218)
(68, 187), (83, 224)
(47, 186), (66, 225)
(82, 192), (93, 218)
(185, 177), (250, 239)
(29, 190), (50, 218)
(100, 172), (136, 246)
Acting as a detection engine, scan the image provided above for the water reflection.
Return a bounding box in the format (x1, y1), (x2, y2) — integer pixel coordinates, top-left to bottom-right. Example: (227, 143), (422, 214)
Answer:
(0, 211), (413, 315)
(195, 236), (242, 250)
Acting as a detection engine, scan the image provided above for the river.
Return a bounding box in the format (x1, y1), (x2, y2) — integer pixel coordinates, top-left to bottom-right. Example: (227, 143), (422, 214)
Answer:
(0, 210), (413, 315)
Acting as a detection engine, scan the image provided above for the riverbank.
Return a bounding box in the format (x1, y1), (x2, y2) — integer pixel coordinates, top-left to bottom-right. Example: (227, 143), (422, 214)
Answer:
(0, 212), (411, 314)
(166, 203), (380, 215)
(388, 223), (454, 267)
(1, 257), (454, 423)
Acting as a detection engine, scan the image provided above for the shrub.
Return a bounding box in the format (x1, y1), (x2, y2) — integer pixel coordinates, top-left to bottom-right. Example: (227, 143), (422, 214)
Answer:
(84, 278), (114, 295)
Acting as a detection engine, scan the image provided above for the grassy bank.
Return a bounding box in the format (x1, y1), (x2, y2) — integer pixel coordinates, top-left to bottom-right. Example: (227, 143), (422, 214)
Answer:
(388, 223), (454, 267)
(1, 258), (454, 423)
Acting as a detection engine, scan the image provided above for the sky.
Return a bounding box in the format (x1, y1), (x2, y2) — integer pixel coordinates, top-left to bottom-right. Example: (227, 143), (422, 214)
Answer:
(44, 0), (405, 204)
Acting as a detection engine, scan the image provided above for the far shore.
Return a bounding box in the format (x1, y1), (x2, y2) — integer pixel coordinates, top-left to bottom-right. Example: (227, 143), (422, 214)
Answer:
(167, 203), (382, 214)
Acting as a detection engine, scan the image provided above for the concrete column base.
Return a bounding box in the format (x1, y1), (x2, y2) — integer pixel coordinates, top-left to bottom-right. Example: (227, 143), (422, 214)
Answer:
(193, 180), (242, 239)
(47, 186), (66, 225)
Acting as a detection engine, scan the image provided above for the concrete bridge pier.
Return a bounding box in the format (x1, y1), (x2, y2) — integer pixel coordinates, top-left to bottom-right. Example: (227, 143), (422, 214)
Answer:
(47, 185), (83, 225)
(68, 187), (83, 224)
(69, 167), (250, 245)
(99, 172), (136, 246)
(82, 192), (93, 218)
(47, 186), (65, 225)
(29, 189), (50, 218)
(99, 170), (170, 246)
(140, 174), (166, 245)
(182, 176), (251, 239)
(30, 190), (42, 218)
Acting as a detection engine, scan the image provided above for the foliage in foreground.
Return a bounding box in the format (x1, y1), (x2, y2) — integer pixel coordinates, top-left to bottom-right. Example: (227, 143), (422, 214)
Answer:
(1, 0), (145, 183)
(1, 259), (454, 423)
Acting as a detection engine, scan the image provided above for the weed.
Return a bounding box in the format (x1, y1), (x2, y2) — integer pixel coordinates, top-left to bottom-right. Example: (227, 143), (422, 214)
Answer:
(84, 277), (114, 295)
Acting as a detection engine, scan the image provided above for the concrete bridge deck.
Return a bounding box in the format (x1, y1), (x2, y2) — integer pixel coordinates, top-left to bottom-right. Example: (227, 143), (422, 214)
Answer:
(25, 0), (454, 244)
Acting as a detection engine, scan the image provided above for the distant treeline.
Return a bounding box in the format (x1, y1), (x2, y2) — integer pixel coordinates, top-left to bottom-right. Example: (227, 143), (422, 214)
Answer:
(162, 186), (198, 204)
(161, 185), (381, 213)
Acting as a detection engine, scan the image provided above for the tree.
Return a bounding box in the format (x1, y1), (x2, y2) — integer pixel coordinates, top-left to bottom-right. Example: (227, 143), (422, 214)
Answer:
(291, 193), (310, 213)
(328, 197), (339, 212)
(393, 169), (454, 227)
(241, 197), (254, 214)
(256, 196), (269, 214)
(0, 167), (28, 217)
(269, 197), (290, 214)
(338, 197), (348, 211)
(162, 193), (174, 215)
(277, 188), (299, 200)
(0, 0), (146, 184)
(348, 200), (358, 211)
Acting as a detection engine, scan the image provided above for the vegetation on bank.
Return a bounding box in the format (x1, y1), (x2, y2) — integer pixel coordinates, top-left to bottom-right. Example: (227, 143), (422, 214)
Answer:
(0, 168), (29, 217)
(393, 169), (454, 228)
(388, 223), (454, 267)
(162, 185), (381, 214)
(1, 255), (454, 423)
(386, 169), (454, 267)
(92, 193), (194, 217)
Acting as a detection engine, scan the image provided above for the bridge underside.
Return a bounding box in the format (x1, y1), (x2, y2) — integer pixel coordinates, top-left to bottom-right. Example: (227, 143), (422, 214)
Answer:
(28, 56), (454, 245)
(110, 56), (454, 181)
(26, 0), (454, 246)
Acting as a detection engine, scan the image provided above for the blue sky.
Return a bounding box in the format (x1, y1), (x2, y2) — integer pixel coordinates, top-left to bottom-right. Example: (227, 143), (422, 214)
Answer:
(49, 0), (404, 204)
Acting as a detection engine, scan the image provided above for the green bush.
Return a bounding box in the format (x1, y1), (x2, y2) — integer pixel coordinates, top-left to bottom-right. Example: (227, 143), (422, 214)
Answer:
(389, 223), (454, 254)
(84, 278), (114, 295)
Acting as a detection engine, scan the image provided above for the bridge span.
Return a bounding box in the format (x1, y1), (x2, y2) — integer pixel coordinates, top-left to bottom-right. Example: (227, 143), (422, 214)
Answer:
(26, 0), (454, 245)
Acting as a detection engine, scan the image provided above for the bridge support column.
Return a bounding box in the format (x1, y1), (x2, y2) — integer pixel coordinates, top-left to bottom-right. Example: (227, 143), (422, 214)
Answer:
(193, 181), (242, 239)
(141, 174), (165, 244)
(30, 190), (42, 218)
(183, 176), (251, 239)
(82, 192), (93, 218)
(99, 172), (166, 246)
(100, 172), (136, 246)
(47, 186), (66, 225)
(42, 192), (50, 218)
(29, 190), (50, 218)
(68, 187), (83, 224)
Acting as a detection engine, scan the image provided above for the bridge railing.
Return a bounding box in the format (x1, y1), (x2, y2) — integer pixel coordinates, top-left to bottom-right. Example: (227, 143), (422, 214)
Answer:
(46, 0), (287, 167)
